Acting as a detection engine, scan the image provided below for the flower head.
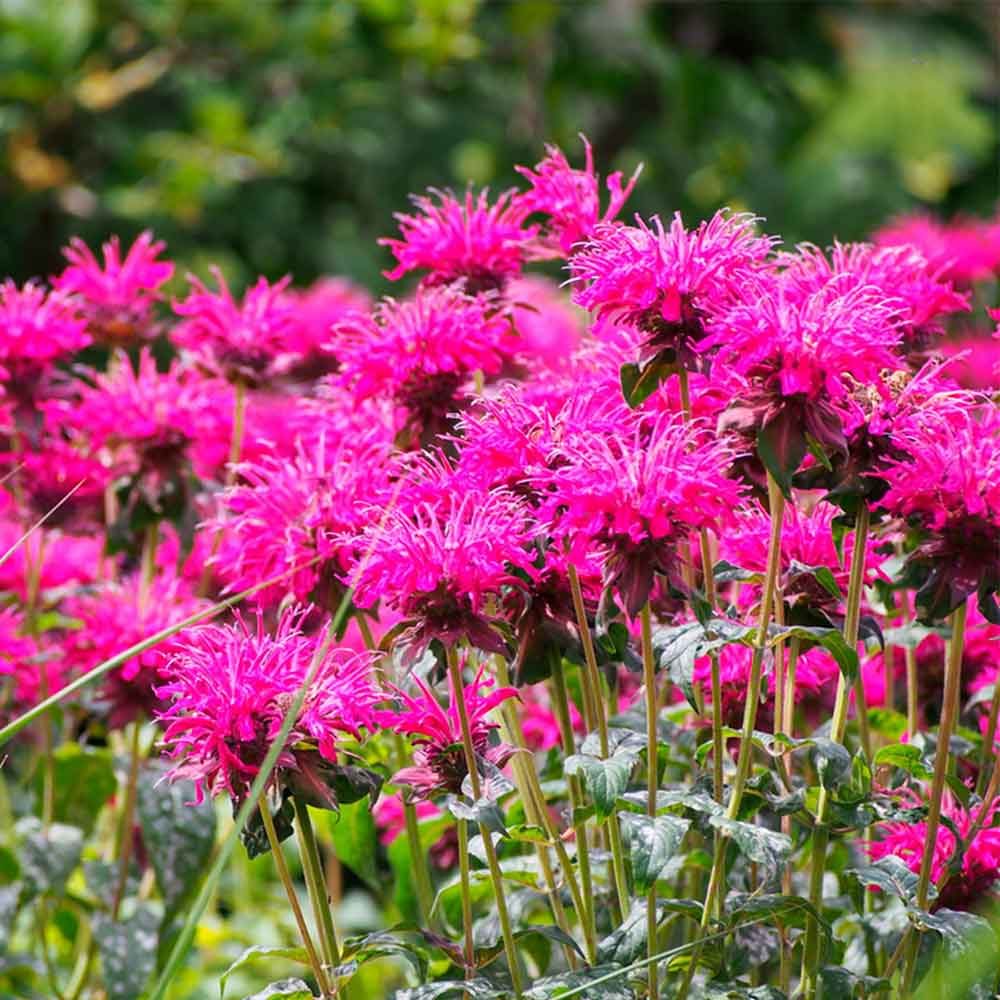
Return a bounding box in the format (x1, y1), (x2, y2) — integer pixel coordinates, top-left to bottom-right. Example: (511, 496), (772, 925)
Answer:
(383, 665), (517, 799)
(380, 188), (536, 290)
(173, 268), (297, 384)
(157, 610), (380, 804)
(875, 213), (1000, 286)
(515, 137), (639, 257)
(54, 231), (174, 342)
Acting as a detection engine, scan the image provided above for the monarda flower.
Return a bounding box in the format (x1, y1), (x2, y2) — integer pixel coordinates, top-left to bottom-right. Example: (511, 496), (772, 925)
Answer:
(0, 608), (42, 716)
(62, 571), (208, 729)
(870, 793), (1000, 911)
(515, 137), (639, 258)
(54, 231), (174, 343)
(335, 284), (513, 443)
(780, 242), (969, 355)
(157, 610), (380, 805)
(380, 188), (537, 291)
(711, 275), (901, 491)
(383, 666), (517, 799)
(172, 268), (297, 385)
(351, 488), (534, 655)
(534, 414), (743, 617)
(570, 210), (776, 370)
(878, 405), (1000, 622)
(285, 277), (372, 380)
(211, 429), (393, 609)
(0, 280), (89, 406)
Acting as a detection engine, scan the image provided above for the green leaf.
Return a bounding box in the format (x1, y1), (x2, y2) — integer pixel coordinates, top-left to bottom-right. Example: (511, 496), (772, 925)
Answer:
(240, 792), (295, 860)
(812, 739), (853, 790)
(756, 415), (807, 500)
(619, 812), (690, 893)
(93, 906), (160, 1000)
(703, 986), (786, 999)
(727, 893), (828, 937)
(328, 797), (379, 891)
(0, 883), (20, 951)
(241, 980), (313, 1000)
(16, 818), (83, 897)
(565, 744), (638, 821)
(847, 856), (929, 905)
(395, 980), (509, 1000)
(873, 743), (933, 780)
(287, 759), (383, 813)
(220, 945), (310, 999)
(770, 625), (859, 683)
(524, 965), (637, 999)
(709, 816), (792, 883)
(712, 560), (764, 585)
(620, 356), (677, 409)
(33, 744), (115, 834)
(336, 929), (431, 982)
(137, 769), (216, 915)
(786, 560), (843, 601)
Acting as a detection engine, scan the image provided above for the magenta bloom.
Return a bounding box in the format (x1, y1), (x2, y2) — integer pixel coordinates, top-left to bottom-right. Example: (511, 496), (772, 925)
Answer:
(781, 242), (969, 353)
(570, 211), (776, 367)
(515, 137), (639, 258)
(0, 520), (108, 600)
(878, 405), (1000, 621)
(534, 414), (743, 616)
(383, 665), (517, 799)
(212, 430), (393, 608)
(157, 610), (380, 804)
(870, 793), (1000, 910)
(11, 438), (111, 530)
(0, 280), (88, 400)
(336, 284), (513, 442)
(506, 276), (584, 372)
(54, 231), (174, 342)
(874, 213), (1000, 286)
(62, 571), (208, 729)
(351, 488), (534, 654)
(286, 277), (372, 379)
(173, 268), (297, 384)
(0, 608), (43, 715)
(381, 188), (536, 290)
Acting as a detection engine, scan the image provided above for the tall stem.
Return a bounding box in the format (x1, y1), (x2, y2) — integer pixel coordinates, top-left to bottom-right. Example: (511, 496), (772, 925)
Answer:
(698, 529), (725, 805)
(802, 502), (871, 997)
(901, 600), (968, 991)
(294, 799), (342, 973)
(138, 521), (159, 614)
(977, 681), (1000, 797)
(446, 648), (524, 998)
(456, 819), (474, 980)
(111, 723), (143, 918)
(403, 798), (436, 930)
(903, 590), (920, 738)
(259, 796), (332, 998)
(641, 603), (660, 1000)
(567, 563), (631, 923)
(677, 472), (785, 1000)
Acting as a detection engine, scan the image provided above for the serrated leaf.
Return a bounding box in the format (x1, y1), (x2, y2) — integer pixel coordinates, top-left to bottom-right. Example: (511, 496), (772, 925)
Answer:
(93, 906), (160, 1000)
(709, 816), (791, 884)
(137, 770), (216, 914)
(220, 945), (310, 999)
(16, 818), (83, 897)
(848, 856), (929, 905)
(242, 980), (313, 1000)
(619, 812), (690, 893)
(328, 797), (379, 891)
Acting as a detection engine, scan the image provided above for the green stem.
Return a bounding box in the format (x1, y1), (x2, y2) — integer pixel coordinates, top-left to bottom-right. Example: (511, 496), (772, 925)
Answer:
(138, 521), (159, 613)
(567, 562), (631, 924)
(111, 723), (143, 918)
(403, 798), (436, 930)
(294, 798), (342, 973)
(641, 603), (659, 1000)
(456, 818), (474, 979)
(446, 647), (524, 998)
(976, 681), (1000, 797)
(260, 795), (333, 998)
(678, 471), (785, 1000)
(901, 599), (968, 992)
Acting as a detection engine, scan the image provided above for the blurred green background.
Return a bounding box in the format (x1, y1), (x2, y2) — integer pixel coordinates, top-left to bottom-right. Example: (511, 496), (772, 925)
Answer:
(0, 0), (996, 291)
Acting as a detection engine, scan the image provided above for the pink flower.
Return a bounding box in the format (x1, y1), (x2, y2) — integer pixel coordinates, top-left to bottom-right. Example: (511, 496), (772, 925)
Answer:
(0, 280), (88, 399)
(172, 268), (297, 384)
(570, 211), (776, 367)
(781, 242), (969, 353)
(351, 487), (535, 654)
(505, 276), (584, 372)
(286, 277), (372, 379)
(212, 429), (393, 609)
(519, 683), (583, 751)
(515, 137), (639, 257)
(54, 231), (174, 342)
(0, 522), (107, 600)
(382, 665), (517, 799)
(380, 188), (537, 290)
(157, 610), (380, 804)
(534, 413), (743, 616)
(62, 571), (209, 729)
(878, 404), (1000, 620)
(0, 608), (44, 715)
(870, 793), (1000, 910)
(874, 213), (1000, 286)
(335, 284), (514, 442)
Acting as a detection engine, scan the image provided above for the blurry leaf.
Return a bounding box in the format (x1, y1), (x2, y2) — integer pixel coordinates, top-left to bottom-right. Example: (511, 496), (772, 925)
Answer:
(847, 855), (929, 905)
(786, 561), (842, 601)
(33, 744), (115, 834)
(619, 812), (690, 893)
(395, 980), (510, 1000)
(812, 739), (853, 790)
(287, 759), (383, 813)
(0, 883), (20, 951)
(16, 818), (83, 897)
(702, 986), (786, 999)
(713, 561), (764, 585)
(137, 770), (216, 915)
(338, 928), (430, 981)
(328, 797), (379, 892)
(873, 743), (933, 780)
(240, 793), (295, 860)
(93, 906), (160, 1000)
(523, 965), (636, 999)
(241, 981), (313, 1000)
(219, 945), (310, 999)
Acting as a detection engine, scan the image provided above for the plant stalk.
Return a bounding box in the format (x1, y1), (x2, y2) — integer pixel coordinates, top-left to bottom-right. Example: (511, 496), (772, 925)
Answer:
(641, 602), (660, 1000)
(294, 798), (342, 972)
